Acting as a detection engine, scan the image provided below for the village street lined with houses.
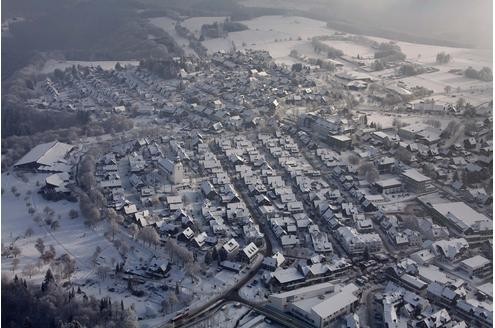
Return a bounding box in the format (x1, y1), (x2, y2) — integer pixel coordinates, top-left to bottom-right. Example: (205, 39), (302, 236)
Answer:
(1, 7), (493, 328)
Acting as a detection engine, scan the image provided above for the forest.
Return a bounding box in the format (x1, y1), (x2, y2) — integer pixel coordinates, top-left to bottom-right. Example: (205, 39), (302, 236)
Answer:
(2, 274), (138, 328)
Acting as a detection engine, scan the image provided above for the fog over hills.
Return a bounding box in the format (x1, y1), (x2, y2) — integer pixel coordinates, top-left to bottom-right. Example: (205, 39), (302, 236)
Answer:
(242, 0), (493, 49)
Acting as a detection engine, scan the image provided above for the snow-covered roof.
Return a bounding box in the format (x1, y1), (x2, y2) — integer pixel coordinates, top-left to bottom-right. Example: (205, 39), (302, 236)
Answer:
(15, 141), (73, 167)
(431, 202), (491, 233)
(45, 172), (70, 187)
(310, 284), (359, 319)
(461, 255), (490, 270)
(401, 168), (430, 182)
(242, 242), (259, 259)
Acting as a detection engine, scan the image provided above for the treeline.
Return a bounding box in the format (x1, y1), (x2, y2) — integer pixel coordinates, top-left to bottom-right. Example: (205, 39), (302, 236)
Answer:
(464, 66), (492, 82)
(1, 114), (133, 171)
(436, 52), (451, 64)
(175, 23), (208, 57)
(2, 102), (90, 138)
(152, 0), (285, 21)
(398, 63), (427, 77)
(2, 274), (138, 328)
(139, 58), (181, 79)
(3, 0), (184, 80)
(200, 20), (248, 39)
(311, 38), (344, 59)
(78, 152), (105, 228)
(374, 42), (406, 62)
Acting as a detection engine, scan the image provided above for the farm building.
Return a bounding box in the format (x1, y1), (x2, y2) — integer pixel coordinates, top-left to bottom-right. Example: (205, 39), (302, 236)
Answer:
(14, 141), (74, 172)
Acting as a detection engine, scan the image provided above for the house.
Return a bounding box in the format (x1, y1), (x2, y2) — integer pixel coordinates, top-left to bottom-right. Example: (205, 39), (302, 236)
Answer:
(220, 261), (242, 273)
(201, 181), (217, 199)
(431, 238), (469, 262)
(335, 226), (382, 256)
(134, 210), (151, 227)
(193, 232), (208, 248)
(458, 255), (491, 278)
(166, 196), (182, 211)
(241, 242), (260, 263)
(398, 123), (429, 140)
(123, 204), (138, 216)
(375, 156), (395, 173)
(263, 252), (286, 271)
(401, 168), (431, 193)
(327, 135), (352, 151)
(178, 227), (195, 241)
(266, 258), (352, 292)
(147, 259), (170, 275)
(220, 238), (240, 260)
(375, 178), (402, 194)
(42, 172), (72, 200)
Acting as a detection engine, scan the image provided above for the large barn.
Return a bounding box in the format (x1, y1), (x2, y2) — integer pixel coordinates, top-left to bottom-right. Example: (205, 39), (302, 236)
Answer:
(14, 141), (74, 172)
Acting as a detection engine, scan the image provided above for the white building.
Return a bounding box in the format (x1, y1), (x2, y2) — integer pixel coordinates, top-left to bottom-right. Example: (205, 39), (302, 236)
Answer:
(158, 157), (184, 184)
(221, 238), (240, 260)
(269, 282), (361, 328)
(458, 255), (491, 278)
(336, 226), (383, 255)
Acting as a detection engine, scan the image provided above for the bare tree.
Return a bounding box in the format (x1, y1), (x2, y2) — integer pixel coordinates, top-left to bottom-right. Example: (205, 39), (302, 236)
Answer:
(35, 238), (45, 255)
(96, 265), (111, 281)
(22, 262), (38, 278)
(24, 227), (34, 238)
(185, 262), (200, 282)
(168, 292), (179, 312)
(69, 209), (79, 219)
(348, 154), (360, 165)
(128, 224), (139, 239)
(12, 246), (21, 258)
(137, 227), (160, 248)
(92, 246), (102, 267)
(61, 254), (76, 281)
(109, 218), (119, 241)
(12, 258), (20, 272)
(50, 220), (60, 231)
(358, 162), (380, 184)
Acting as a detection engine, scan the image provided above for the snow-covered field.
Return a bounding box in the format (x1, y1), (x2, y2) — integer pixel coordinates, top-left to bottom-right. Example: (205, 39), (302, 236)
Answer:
(1, 171), (164, 318)
(1, 172), (122, 282)
(362, 111), (458, 130)
(198, 15), (337, 63)
(149, 17), (197, 56)
(41, 60), (139, 74)
(190, 14), (492, 103)
(322, 40), (374, 58)
(182, 16), (227, 38)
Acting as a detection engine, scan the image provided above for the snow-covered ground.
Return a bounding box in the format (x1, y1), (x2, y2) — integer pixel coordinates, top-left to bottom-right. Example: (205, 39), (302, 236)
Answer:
(362, 111), (458, 130)
(239, 270), (269, 304)
(149, 17), (197, 56)
(192, 14), (492, 105)
(1, 171), (163, 318)
(182, 16), (227, 38)
(41, 60), (139, 74)
(2, 172), (122, 283)
(197, 15), (336, 63)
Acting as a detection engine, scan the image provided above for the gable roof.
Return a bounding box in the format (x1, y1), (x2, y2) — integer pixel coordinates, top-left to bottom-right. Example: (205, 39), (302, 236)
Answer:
(15, 141), (73, 167)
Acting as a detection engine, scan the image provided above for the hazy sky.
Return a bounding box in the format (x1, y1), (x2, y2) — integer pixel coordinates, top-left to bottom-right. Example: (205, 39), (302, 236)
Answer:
(248, 0), (492, 48)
